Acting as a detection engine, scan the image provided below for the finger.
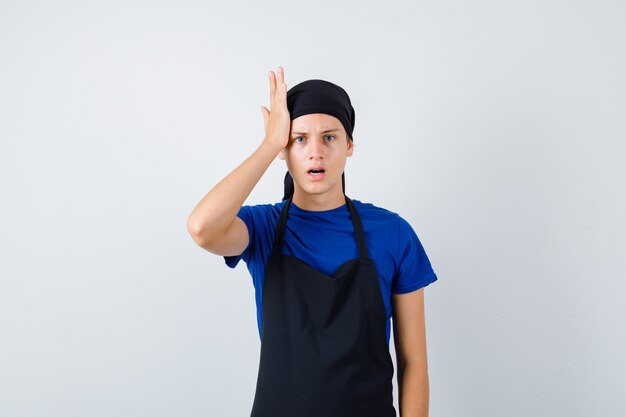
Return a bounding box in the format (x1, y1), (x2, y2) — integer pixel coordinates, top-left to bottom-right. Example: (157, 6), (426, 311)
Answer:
(270, 70), (279, 108)
(261, 106), (269, 127)
(280, 81), (288, 107)
(278, 67), (287, 96)
(272, 69), (283, 104)
(269, 71), (275, 103)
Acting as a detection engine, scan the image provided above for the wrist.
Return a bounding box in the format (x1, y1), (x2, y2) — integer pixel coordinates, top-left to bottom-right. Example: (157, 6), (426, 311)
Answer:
(261, 137), (285, 153)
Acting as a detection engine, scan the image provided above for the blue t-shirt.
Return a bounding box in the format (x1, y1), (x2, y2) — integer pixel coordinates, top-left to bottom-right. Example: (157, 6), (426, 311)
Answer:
(224, 198), (438, 346)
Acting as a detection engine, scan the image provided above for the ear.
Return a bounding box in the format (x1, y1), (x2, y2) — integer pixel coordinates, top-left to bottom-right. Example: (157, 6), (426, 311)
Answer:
(346, 138), (354, 157)
(278, 148), (286, 160)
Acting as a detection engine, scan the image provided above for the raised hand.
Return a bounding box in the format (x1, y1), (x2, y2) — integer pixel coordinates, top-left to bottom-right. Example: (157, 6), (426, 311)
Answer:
(261, 66), (291, 150)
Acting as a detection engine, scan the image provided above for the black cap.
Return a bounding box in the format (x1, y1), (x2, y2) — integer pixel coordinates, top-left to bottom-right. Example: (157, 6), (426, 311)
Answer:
(286, 79), (355, 141)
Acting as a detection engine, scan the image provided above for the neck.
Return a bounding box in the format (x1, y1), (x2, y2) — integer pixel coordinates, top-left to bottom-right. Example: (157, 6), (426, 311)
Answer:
(291, 188), (346, 211)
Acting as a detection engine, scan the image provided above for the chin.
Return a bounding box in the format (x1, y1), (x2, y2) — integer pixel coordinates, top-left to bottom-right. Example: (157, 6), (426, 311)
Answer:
(302, 182), (338, 196)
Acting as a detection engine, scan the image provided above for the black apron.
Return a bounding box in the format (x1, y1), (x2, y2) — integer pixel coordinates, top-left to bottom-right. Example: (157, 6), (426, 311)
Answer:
(250, 194), (397, 417)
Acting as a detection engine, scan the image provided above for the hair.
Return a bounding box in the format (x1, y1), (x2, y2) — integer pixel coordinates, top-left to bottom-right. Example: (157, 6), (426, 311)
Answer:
(282, 136), (353, 201)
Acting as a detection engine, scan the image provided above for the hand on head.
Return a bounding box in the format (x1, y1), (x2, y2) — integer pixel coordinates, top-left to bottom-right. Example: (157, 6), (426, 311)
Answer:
(261, 66), (291, 150)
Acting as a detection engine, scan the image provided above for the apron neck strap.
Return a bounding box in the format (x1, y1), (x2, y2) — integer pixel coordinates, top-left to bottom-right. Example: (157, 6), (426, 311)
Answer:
(271, 194), (369, 260)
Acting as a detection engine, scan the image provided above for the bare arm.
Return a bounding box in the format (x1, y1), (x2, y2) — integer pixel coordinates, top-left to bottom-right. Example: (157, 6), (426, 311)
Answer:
(187, 67), (291, 255)
(392, 288), (430, 417)
(187, 141), (282, 254)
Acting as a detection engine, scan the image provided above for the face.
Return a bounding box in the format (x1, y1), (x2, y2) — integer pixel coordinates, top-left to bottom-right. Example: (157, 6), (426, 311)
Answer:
(278, 113), (354, 199)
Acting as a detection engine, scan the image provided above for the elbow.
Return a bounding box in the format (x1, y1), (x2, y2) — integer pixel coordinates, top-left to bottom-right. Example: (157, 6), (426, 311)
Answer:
(187, 217), (210, 247)
(188, 218), (226, 252)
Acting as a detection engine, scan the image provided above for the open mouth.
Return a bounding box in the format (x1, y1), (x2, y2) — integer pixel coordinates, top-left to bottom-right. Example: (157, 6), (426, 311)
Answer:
(307, 168), (326, 180)
(308, 168), (325, 176)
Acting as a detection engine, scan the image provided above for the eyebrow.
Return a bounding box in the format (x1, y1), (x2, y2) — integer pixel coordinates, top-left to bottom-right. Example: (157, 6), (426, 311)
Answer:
(291, 128), (341, 135)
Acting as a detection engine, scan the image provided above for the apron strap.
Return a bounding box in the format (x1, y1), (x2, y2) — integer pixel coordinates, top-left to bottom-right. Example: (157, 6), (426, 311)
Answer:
(271, 194), (370, 262)
(271, 194), (293, 257)
(344, 195), (370, 262)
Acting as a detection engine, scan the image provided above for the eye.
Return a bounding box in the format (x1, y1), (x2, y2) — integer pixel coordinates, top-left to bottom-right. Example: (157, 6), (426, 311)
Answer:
(324, 135), (336, 142)
(294, 136), (305, 143)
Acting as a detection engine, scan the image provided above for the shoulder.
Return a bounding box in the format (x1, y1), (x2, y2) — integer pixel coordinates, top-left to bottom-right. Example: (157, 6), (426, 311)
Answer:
(239, 200), (286, 218)
(350, 198), (423, 252)
(233, 200), (287, 237)
(350, 198), (408, 229)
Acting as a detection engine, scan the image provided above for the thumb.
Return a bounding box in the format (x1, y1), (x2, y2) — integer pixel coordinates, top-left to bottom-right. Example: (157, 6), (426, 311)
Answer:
(261, 106), (269, 127)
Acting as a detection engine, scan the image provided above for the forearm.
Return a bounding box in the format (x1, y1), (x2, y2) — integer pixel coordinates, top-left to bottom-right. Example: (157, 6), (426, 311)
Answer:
(397, 360), (429, 417)
(187, 139), (282, 244)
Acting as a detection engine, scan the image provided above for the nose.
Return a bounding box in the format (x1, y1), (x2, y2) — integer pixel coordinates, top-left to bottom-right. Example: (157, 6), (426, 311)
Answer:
(308, 138), (325, 159)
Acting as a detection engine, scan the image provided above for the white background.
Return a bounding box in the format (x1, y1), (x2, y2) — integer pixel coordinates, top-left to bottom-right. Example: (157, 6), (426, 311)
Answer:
(1, 0), (625, 416)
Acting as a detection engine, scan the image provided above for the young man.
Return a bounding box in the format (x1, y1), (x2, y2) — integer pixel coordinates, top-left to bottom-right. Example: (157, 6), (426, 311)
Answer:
(187, 67), (437, 417)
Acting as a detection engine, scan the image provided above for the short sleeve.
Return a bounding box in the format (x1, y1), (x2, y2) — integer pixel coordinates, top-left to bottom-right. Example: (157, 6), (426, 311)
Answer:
(223, 205), (255, 269)
(391, 216), (438, 294)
